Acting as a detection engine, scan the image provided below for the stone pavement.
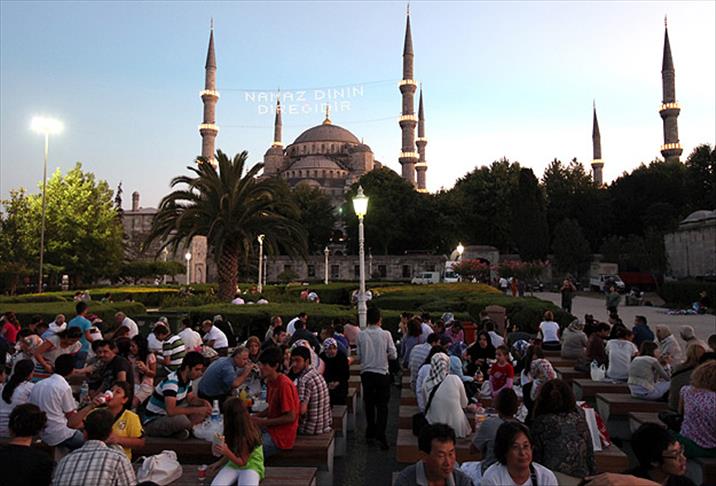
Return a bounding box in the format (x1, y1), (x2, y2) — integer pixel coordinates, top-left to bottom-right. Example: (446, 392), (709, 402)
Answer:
(535, 292), (715, 344)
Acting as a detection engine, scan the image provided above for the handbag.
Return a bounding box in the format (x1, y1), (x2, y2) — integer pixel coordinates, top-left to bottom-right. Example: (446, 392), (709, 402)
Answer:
(412, 379), (443, 436)
(136, 450), (183, 485)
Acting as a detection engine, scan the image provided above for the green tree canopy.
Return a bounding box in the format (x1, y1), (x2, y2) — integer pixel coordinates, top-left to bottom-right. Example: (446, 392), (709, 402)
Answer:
(291, 184), (338, 254)
(552, 218), (592, 277)
(510, 168), (549, 260)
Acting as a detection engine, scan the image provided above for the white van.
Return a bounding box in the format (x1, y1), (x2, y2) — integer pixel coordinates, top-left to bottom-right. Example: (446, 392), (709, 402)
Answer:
(411, 272), (441, 285)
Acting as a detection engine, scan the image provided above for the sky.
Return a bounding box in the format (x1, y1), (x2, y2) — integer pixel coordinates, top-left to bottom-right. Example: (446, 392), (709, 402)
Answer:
(1, 0), (714, 209)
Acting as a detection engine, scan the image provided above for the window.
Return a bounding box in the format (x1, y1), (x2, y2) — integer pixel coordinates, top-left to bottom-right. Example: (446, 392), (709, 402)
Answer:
(378, 265), (387, 278)
(307, 265), (316, 277)
(402, 265), (411, 278)
(426, 264), (435, 272)
(354, 265), (360, 278)
(331, 264), (340, 279)
(322, 170), (326, 178)
(283, 264), (293, 272)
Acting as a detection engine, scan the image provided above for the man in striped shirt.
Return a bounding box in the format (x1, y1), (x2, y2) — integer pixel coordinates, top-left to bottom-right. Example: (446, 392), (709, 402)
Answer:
(153, 323), (186, 375)
(142, 352), (211, 438)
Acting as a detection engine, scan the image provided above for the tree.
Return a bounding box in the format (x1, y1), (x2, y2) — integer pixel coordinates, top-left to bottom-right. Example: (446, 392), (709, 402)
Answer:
(452, 259), (491, 282)
(510, 168), (549, 260)
(0, 189), (37, 293)
(146, 150), (307, 300)
(552, 218), (592, 277)
(684, 144), (716, 212)
(291, 185), (338, 253)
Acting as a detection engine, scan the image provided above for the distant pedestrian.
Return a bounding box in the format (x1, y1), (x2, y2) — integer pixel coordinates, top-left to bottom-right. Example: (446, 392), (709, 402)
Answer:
(560, 278), (577, 313)
(606, 287), (621, 315)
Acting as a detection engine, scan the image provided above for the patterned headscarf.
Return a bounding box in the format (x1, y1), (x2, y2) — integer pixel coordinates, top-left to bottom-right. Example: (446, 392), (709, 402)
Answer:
(424, 352), (450, 392)
(511, 339), (530, 360)
(322, 337), (338, 349)
(529, 358), (557, 401)
(291, 339), (322, 371)
(568, 319), (585, 332)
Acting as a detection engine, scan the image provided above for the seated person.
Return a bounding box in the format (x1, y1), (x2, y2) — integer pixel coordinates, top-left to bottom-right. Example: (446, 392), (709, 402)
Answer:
(290, 346), (332, 435)
(32, 326), (82, 381)
(423, 352), (471, 438)
(522, 359), (556, 423)
(88, 340), (134, 398)
(656, 325), (683, 366)
(262, 326), (287, 350)
(560, 319), (587, 360)
(142, 351), (212, 439)
(52, 408), (136, 486)
(288, 318), (321, 354)
(0, 359), (35, 438)
(153, 323), (186, 374)
(628, 341), (671, 400)
(178, 318), (203, 352)
(198, 346), (253, 405)
(676, 360), (716, 459)
(537, 311), (561, 351)
(202, 319), (229, 357)
(28, 354), (102, 450)
(605, 326), (638, 381)
(489, 345), (514, 399)
(0, 404), (54, 486)
(105, 381), (144, 461)
(585, 323), (610, 367)
(531, 379), (595, 478)
(464, 331), (496, 378)
(319, 338), (349, 406)
(627, 422), (696, 486)
(212, 315), (238, 349)
(264, 316), (283, 342)
(481, 421), (559, 486)
(250, 347), (300, 457)
(668, 343), (706, 411)
(393, 423), (474, 486)
(470, 388), (519, 473)
(246, 336), (262, 364)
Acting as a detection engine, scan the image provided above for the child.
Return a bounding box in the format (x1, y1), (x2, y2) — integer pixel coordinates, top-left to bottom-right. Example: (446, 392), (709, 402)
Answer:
(489, 345), (514, 399)
(105, 380), (145, 460)
(209, 397), (265, 486)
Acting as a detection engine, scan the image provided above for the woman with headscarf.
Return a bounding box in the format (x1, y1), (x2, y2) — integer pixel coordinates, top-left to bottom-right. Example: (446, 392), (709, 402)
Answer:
(561, 319), (588, 360)
(522, 358), (557, 423)
(319, 338), (349, 405)
(465, 331), (496, 377)
(423, 352), (472, 438)
(656, 325), (684, 366)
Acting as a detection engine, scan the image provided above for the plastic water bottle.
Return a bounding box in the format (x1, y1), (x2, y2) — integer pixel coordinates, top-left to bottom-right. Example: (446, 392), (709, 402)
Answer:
(211, 400), (221, 424)
(79, 381), (89, 403)
(260, 384), (267, 402)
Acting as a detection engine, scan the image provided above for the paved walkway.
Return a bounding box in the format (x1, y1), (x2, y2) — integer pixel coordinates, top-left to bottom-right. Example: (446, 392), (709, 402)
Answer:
(535, 292), (715, 344)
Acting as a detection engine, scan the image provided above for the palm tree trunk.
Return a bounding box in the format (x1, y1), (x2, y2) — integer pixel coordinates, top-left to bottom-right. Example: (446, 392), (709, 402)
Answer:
(218, 243), (239, 300)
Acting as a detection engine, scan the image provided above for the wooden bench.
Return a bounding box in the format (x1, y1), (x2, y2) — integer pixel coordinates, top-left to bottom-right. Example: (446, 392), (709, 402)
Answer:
(136, 437), (213, 463)
(349, 363), (361, 376)
(402, 375), (411, 389)
(572, 379), (630, 401)
(594, 444), (629, 473)
(628, 411), (664, 433)
(348, 375), (362, 397)
(401, 389), (417, 406)
(545, 357), (578, 369)
(396, 428), (481, 463)
(399, 405), (480, 430)
(332, 405), (347, 457)
(595, 393), (668, 440)
(266, 431), (335, 486)
(554, 366), (588, 384)
(346, 387), (357, 431)
(158, 466), (317, 486)
(687, 457), (716, 486)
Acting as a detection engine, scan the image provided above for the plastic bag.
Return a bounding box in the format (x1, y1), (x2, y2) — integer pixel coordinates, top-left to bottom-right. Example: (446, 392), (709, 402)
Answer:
(192, 417), (223, 442)
(590, 360), (606, 381)
(136, 450), (182, 485)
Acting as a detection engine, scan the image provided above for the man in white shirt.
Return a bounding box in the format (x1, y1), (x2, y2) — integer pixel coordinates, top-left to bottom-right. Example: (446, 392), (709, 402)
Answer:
(286, 312), (308, 336)
(178, 318), (203, 352)
(28, 354), (100, 450)
(202, 319), (229, 356)
(357, 307), (397, 450)
(114, 312), (138, 338)
(147, 319), (168, 354)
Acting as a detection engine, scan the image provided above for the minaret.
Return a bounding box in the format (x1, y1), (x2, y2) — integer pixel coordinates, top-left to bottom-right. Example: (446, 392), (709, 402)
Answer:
(398, 6), (418, 187)
(272, 98), (282, 147)
(415, 86), (428, 191)
(591, 101), (604, 186)
(659, 17), (682, 163)
(199, 21), (219, 166)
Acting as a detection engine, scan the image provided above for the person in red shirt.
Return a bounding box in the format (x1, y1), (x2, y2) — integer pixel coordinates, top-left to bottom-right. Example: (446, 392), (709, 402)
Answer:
(251, 347), (300, 457)
(489, 345), (515, 399)
(0, 312), (21, 346)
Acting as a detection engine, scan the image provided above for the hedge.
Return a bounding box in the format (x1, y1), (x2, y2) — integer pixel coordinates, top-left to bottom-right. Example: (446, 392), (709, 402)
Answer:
(1, 301), (147, 326)
(0, 287), (180, 307)
(659, 280), (716, 310)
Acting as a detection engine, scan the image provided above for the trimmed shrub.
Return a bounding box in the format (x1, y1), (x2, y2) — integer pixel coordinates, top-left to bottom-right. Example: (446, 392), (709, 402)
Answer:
(2, 301), (147, 326)
(0, 287), (179, 307)
(0, 293), (68, 303)
(659, 280), (716, 310)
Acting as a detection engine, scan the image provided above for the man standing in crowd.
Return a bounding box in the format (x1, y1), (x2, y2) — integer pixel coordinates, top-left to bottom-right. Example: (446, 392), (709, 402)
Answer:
(251, 347), (300, 457)
(198, 346), (254, 405)
(142, 352), (211, 439)
(52, 408), (136, 485)
(68, 302), (94, 367)
(358, 307), (396, 450)
(290, 346), (332, 435)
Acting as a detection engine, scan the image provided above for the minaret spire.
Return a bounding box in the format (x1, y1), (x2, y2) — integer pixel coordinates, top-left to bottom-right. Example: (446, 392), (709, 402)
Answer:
(199, 22), (219, 166)
(591, 101), (604, 186)
(415, 85), (428, 191)
(659, 18), (682, 162)
(272, 95), (282, 147)
(399, 6), (418, 188)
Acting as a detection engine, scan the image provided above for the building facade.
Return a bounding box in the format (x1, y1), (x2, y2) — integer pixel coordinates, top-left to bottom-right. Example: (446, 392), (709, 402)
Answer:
(664, 210), (716, 279)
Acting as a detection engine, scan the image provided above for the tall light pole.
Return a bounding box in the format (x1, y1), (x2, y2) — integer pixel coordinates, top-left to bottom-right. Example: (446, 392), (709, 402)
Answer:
(352, 186), (369, 328)
(162, 247), (169, 285)
(184, 251), (192, 285)
(324, 246), (330, 285)
(257, 234), (265, 293)
(31, 116), (63, 293)
(457, 242), (465, 261)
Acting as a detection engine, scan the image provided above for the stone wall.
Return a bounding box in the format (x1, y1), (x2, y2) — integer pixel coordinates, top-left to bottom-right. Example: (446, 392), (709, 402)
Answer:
(664, 214), (716, 278)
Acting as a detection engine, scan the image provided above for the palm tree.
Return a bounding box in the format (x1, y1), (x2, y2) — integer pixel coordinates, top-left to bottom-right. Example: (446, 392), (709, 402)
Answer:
(146, 150), (307, 299)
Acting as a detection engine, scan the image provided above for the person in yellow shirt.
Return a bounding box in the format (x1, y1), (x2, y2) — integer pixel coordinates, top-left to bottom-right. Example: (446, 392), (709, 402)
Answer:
(105, 381), (145, 460)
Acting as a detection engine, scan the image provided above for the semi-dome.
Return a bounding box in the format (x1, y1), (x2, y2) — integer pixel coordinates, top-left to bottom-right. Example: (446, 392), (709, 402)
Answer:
(293, 121), (360, 145)
(288, 155), (346, 171)
(681, 210), (716, 224)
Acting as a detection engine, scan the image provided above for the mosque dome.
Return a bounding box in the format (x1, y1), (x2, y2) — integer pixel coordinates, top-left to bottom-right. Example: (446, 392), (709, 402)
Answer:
(681, 210), (716, 224)
(293, 120), (360, 145)
(288, 155), (347, 172)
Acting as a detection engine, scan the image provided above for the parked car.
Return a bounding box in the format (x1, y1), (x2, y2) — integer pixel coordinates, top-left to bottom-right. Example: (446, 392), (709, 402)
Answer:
(411, 271), (441, 285)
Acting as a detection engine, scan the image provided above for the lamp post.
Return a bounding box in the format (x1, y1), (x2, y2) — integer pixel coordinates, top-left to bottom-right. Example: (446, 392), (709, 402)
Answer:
(457, 242), (465, 261)
(31, 116), (63, 293)
(257, 234), (265, 293)
(162, 247), (169, 285)
(184, 251), (192, 284)
(352, 186), (369, 328)
(324, 246), (330, 285)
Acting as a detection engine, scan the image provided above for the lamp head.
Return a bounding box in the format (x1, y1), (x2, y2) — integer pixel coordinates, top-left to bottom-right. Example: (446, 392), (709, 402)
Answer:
(324, 246), (330, 255)
(352, 185), (369, 218)
(457, 243), (464, 256)
(31, 116), (63, 135)
(257, 234), (265, 244)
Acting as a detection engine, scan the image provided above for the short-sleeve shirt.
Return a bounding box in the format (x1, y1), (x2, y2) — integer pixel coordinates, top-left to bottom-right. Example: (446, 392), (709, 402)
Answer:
(539, 321), (560, 343)
(39, 334), (82, 367)
(91, 354), (134, 393)
(295, 367), (332, 435)
(0, 444), (54, 486)
(1, 322), (20, 345)
(198, 357), (241, 398)
(112, 409), (143, 460)
(204, 325), (229, 350)
(606, 339), (638, 381)
(489, 361), (514, 391)
(161, 335), (186, 371)
(120, 317), (138, 339)
(0, 381), (34, 437)
(680, 385), (716, 449)
(68, 315), (93, 353)
(145, 371), (192, 417)
(28, 373), (77, 446)
(266, 374), (300, 449)
(481, 462), (559, 486)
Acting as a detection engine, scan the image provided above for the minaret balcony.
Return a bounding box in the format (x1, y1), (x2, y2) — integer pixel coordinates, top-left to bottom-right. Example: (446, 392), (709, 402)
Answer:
(399, 79), (417, 87)
(659, 102), (680, 111)
(399, 114), (418, 122)
(415, 162), (428, 168)
(416, 188), (429, 193)
(661, 143), (683, 151)
(416, 137), (428, 143)
(591, 159), (604, 166)
(200, 89), (220, 99)
(199, 123), (219, 132)
(400, 151), (419, 159)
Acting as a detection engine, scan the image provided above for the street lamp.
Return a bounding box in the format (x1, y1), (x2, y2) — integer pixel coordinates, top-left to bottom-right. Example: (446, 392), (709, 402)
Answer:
(31, 116), (63, 293)
(324, 246), (330, 285)
(162, 247), (169, 285)
(184, 251), (192, 284)
(352, 186), (369, 328)
(257, 234), (265, 293)
(457, 242), (465, 260)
